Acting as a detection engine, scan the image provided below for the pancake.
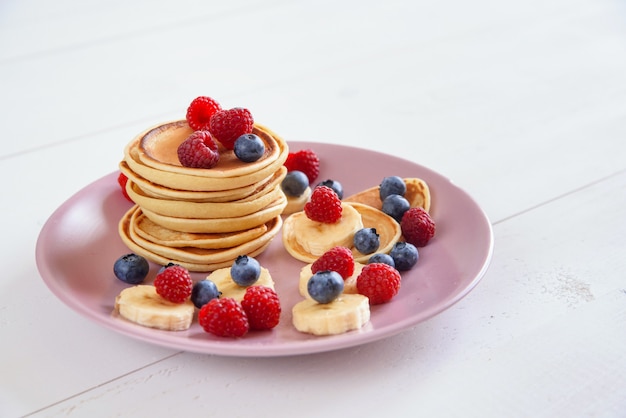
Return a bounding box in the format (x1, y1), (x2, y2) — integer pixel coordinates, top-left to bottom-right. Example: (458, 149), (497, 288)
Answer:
(125, 178), (286, 219)
(138, 122), (282, 178)
(132, 209), (268, 249)
(140, 193), (288, 234)
(344, 177), (431, 212)
(119, 160), (283, 203)
(119, 207), (281, 272)
(282, 202), (401, 263)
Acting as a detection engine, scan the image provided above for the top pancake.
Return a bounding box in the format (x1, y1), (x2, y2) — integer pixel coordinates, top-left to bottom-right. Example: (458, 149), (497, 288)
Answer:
(134, 121), (285, 178)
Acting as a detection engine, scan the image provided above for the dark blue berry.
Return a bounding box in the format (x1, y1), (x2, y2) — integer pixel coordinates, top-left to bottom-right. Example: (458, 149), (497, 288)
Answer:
(230, 255), (261, 286)
(367, 253), (395, 268)
(316, 179), (343, 199)
(353, 228), (380, 254)
(234, 134), (265, 162)
(382, 194), (411, 222)
(113, 253), (149, 284)
(281, 170), (309, 196)
(307, 270), (344, 304)
(191, 280), (220, 308)
(389, 241), (419, 271)
(379, 176), (406, 200)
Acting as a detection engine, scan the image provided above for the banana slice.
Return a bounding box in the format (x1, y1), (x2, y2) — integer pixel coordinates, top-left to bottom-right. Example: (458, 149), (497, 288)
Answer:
(282, 186), (312, 215)
(344, 177), (431, 212)
(298, 262), (365, 299)
(114, 285), (195, 331)
(283, 202), (401, 263)
(292, 294), (370, 336)
(207, 266), (275, 302)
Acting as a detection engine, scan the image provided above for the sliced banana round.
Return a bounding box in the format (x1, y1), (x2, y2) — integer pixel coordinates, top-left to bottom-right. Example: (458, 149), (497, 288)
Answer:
(292, 293), (370, 336)
(298, 262), (365, 299)
(114, 285), (195, 331)
(282, 202), (401, 263)
(282, 186), (312, 215)
(207, 266), (275, 302)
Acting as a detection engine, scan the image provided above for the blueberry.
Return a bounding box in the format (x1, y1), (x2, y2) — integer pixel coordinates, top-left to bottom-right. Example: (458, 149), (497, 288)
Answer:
(389, 241), (419, 271)
(379, 176), (406, 200)
(281, 170), (309, 196)
(316, 179), (344, 199)
(367, 253), (395, 268)
(307, 271), (344, 304)
(113, 253), (149, 284)
(230, 255), (261, 286)
(381, 194), (410, 222)
(234, 134), (265, 162)
(353, 228), (380, 254)
(191, 280), (220, 308)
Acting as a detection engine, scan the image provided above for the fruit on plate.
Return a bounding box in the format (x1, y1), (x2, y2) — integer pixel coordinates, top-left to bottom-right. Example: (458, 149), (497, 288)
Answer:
(114, 285), (195, 331)
(284, 148), (320, 184)
(356, 262), (401, 305)
(299, 262), (365, 299)
(198, 297), (249, 338)
(207, 262), (275, 302)
(113, 253), (150, 284)
(292, 293), (370, 336)
(241, 285), (282, 330)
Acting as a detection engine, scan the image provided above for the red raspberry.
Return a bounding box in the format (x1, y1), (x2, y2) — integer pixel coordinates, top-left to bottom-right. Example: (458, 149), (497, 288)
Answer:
(311, 246), (355, 280)
(117, 172), (133, 202)
(241, 286), (281, 330)
(153, 265), (193, 303)
(186, 96), (222, 131)
(356, 263), (401, 305)
(198, 297), (249, 338)
(304, 185), (342, 223)
(401, 207), (436, 247)
(284, 149), (320, 183)
(177, 130), (220, 168)
(209, 107), (254, 150)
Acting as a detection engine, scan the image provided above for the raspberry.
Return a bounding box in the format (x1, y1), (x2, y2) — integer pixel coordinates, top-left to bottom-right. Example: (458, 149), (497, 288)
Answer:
(117, 172), (133, 202)
(186, 96), (222, 131)
(198, 297), (249, 338)
(153, 265), (193, 303)
(177, 130), (220, 168)
(356, 262), (401, 305)
(284, 149), (320, 184)
(311, 246), (355, 280)
(304, 185), (342, 223)
(241, 286), (281, 330)
(209, 107), (254, 150)
(400, 207), (436, 247)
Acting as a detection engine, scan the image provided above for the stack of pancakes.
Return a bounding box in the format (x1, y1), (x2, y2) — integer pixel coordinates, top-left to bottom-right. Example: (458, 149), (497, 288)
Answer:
(118, 120), (289, 272)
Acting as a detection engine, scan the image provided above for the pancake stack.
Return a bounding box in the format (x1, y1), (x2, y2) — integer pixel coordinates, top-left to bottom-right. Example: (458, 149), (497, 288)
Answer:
(118, 120), (289, 272)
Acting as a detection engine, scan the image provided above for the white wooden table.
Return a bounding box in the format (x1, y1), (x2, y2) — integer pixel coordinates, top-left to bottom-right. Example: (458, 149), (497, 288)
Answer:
(2, 0), (625, 416)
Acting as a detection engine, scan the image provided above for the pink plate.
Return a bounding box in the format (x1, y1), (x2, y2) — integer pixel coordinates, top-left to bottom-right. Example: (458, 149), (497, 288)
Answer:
(36, 142), (493, 357)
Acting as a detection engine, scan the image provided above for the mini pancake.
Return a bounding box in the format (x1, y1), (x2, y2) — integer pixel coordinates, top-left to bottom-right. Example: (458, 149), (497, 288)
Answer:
(344, 177), (431, 212)
(131, 209), (268, 249)
(282, 202), (401, 263)
(125, 178), (286, 219)
(140, 193), (287, 234)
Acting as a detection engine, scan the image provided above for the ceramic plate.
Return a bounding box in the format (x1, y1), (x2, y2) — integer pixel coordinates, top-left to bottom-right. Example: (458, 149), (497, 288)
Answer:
(36, 142), (493, 357)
